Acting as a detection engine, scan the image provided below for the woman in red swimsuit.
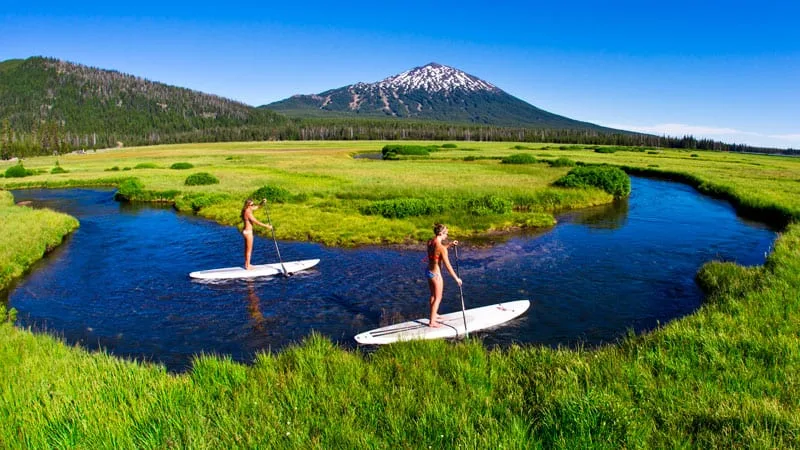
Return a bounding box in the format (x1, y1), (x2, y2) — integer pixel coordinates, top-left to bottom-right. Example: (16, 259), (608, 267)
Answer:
(241, 199), (272, 270)
(426, 223), (462, 327)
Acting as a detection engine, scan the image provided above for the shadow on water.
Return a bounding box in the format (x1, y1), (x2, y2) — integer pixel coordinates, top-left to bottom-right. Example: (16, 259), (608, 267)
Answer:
(5, 178), (778, 372)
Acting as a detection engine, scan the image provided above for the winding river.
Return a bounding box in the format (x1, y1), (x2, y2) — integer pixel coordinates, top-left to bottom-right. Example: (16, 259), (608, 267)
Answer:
(5, 177), (777, 371)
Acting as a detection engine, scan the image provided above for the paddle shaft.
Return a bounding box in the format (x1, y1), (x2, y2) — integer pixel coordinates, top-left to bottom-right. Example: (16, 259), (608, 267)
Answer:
(454, 244), (468, 338)
(261, 200), (289, 276)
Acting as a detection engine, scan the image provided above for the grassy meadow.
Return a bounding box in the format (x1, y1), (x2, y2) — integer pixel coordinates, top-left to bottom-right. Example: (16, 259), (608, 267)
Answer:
(1, 141), (800, 447)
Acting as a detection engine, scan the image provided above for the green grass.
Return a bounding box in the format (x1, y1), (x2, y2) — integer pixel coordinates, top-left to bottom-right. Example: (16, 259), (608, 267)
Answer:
(1, 141), (800, 447)
(0, 191), (79, 289)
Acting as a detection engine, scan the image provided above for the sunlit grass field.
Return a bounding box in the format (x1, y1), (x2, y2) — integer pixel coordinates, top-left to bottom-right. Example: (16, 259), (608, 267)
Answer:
(1, 141), (799, 447)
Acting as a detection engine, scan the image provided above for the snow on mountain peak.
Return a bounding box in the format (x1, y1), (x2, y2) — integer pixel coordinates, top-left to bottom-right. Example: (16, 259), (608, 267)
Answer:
(373, 63), (498, 94)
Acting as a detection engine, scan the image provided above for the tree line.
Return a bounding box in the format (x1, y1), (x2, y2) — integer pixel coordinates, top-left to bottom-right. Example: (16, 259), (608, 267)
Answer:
(2, 116), (797, 160)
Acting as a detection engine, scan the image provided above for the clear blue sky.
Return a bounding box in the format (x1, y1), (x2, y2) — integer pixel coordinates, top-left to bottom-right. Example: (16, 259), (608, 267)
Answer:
(2, 1), (798, 149)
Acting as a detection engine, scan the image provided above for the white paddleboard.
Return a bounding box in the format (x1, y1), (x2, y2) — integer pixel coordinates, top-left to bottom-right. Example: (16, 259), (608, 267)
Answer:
(189, 258), (320, 280)
(354, 299), (530, 345)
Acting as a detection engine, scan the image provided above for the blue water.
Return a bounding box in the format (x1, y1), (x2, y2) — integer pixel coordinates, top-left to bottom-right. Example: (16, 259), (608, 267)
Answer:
(5, 177), (777, 371)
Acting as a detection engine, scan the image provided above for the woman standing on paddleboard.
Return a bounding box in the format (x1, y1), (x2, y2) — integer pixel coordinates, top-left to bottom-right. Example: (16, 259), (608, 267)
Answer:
(241, 199), (272, 270)
(427, 223), (462, 327)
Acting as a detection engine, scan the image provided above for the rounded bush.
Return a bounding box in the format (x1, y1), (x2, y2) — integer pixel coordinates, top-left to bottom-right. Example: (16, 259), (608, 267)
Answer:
(547, 157), (576, 168)
(115, 178), (145, 201)
(5, 164), (33, 178)
(170, 162), (194, 170)
(502, 153), (537, 164)
(184, 172), (219, 186)
(135, 162), (159, 169)
(251, 185), (291, 203)
(441, 143), (458, 148)
(554, 166), (631, 198)
(51, 166), (68, 174)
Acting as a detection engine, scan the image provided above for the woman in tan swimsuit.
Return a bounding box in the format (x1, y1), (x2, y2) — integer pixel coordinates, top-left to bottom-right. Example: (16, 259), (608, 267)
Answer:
(426, 223), (462, 327)
(241, 199), (272, 270)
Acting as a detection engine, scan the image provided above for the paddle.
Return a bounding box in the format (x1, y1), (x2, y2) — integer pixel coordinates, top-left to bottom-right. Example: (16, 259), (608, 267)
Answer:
(261, 198), (290, 277)
(453, 243), (468, 338)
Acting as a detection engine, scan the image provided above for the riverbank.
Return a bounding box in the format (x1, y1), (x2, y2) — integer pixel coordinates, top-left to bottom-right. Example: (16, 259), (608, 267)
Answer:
(0, 191), (79, 292)
(1, 142), (799, 447)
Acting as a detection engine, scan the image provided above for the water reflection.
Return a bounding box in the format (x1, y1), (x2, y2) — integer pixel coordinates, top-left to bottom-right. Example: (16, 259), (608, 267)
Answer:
(564, 197), (629, 230)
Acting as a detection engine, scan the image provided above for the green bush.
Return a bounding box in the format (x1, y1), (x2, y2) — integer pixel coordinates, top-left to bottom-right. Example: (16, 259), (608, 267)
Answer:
(441, 143), (458, 148)
(381, 144), (437, 159)
(5, 164), (34, 178)
(512, 145), (533, 150)
(546, 157), (576, 168)
(105, 166), (120, 171)
(251, 185), (291, 203)
(175, 192), (230, 212)
(466, 195), (512, 216)
(184, 172), (219, 186)
(170, 162), (194, 170)
(501, 153), (537, 164)
(50, 166), (68, 174)
(114, 178), (145, 201)
(691, 154), (700, 158)
(554, 166), (631, 198)
(360, 198), (448, 219)
(135, 162), (159, 169)
(594, 147), (618, 154)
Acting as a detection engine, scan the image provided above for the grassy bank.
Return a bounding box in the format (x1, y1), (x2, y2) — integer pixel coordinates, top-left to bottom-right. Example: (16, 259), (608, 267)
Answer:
(0, 190), (79, 291)
(1, 142), (799, 447)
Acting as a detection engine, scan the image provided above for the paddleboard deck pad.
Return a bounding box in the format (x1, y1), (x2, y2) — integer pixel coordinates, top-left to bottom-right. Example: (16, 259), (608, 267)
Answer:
(354, 299), (530, 345)
(190, 258), (320, 280)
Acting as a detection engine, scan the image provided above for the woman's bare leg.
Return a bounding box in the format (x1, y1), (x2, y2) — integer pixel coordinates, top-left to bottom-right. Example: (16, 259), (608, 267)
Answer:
(244, 234), (254, 269)
(428, 276), (444, 327)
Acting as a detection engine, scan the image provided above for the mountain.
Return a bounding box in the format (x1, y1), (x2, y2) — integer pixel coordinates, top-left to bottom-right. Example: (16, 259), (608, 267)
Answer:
(263, 63), (613, 131)
(0, 56), (286, 148)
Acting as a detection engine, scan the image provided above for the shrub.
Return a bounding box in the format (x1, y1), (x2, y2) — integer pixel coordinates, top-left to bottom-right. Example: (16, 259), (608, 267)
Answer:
(381, 144), (437, 159)
(594, 147), (618, 154)
(647, 151), (660, 155)
(546, 157), (576, 168)
(175, 192), (230, 212)
(105, 166), (120, 171)
(554, 165), (631, 198)
(691, 154), (700, 158)
(501, 153), (537, 164)
(251, 185), (291, 203)
(5, 164), (33, 178)
(466, 195), (512, 216)
(50, 166), (68, 174)
(115, 178), (145, 201)
(512, 145), (533, 150)
(135, 162), (159, 169)
(184, 172), (219, 186)
(441, 143), (458, 148)
(170, 162), (194, 170)
(360, 198), (448, 219)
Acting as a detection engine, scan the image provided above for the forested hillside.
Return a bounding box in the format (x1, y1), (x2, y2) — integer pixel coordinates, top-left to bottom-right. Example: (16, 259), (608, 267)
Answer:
(0, 57), (286, 156)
